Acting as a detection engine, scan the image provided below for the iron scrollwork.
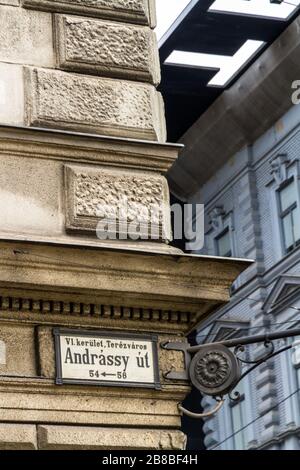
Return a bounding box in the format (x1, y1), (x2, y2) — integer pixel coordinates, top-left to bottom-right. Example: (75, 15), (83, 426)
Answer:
(234, 340), (275, 365)
(228, 340), (293, 402)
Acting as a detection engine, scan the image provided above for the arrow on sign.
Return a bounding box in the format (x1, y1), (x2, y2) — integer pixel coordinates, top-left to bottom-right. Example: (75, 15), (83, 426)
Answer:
(101, 372), (116, 377)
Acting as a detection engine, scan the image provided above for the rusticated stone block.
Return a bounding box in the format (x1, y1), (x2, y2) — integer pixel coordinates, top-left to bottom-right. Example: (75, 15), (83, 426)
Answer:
(24, 67), (166, 141)
(64, 164), (171, 241)
(55, 15), (160, 84)
(0, 424), (37, 450)
(37, 425), (186, 450)
(23, 0), (156, 27)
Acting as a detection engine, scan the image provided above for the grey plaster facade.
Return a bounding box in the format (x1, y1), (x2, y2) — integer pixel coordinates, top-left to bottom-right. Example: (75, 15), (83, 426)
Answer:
(189, 103), (300, 450)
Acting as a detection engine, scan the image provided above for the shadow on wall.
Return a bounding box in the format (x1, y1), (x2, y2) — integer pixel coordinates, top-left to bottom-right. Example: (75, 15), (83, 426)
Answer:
(181, 387), (206, 450)
(181, 331), (206, 450)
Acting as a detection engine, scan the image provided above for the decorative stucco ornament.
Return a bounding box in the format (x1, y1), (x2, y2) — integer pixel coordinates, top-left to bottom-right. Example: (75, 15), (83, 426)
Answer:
(189, 343), (241, 396)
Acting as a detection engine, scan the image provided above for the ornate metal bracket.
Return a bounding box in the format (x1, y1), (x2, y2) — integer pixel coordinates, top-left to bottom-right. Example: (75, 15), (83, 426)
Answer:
(161, 328), (300, 416)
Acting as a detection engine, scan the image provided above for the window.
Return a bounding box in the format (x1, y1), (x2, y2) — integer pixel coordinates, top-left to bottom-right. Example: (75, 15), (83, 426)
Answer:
(292, 340), (300, 393)
(230, 381), (247, 450)
(209, 207), (234, 258)
(296, 366), (300, 393)
(216, 228), (232, 257)
(278, 178), (300, 254)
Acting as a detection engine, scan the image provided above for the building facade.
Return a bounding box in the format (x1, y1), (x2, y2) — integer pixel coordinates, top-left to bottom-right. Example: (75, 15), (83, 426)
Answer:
(0, 0), (248, 450)
(156, 1), (300, 451)
(190, 102), (300, 450)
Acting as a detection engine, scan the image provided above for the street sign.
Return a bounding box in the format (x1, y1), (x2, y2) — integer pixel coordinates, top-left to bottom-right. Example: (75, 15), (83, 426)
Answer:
(53, 328), (161, 389)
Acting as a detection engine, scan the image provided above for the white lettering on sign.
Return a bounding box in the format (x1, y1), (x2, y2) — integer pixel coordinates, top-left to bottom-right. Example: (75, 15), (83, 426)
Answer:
(54, 330), (160, 389)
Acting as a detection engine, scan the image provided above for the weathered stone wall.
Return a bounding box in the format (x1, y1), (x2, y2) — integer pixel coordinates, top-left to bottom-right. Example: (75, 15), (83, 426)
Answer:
(0, 1), (164, 141)
(0, 232), (246, 450)
(0, 424), (186, 450)
(0, 128), (175, 249)
(0, 315), (188, 450)
(55, 15), (160, 84)
(0, 0), (191, 451)
(23, 0), (157, 26)
(0, 0), (248, 453)
(0, 0), (169, 247)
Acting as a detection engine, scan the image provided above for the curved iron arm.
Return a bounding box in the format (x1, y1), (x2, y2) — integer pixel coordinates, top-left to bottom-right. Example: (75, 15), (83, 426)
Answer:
(234, 340), (275, 365)
(178, 399), (225, 419)
(187, 328), (300, 354)
(228, 343), (293, 402)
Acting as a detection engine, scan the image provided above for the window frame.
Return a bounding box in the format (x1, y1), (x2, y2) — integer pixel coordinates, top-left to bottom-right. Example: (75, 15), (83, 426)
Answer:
(267, 156), (300, 261)
(230, 396), (246, 450)
(277, 176), (300, 254)
(292, 340), (300, 388)
(215, 226), (233, 258)
(284, 336), (300, 428)
(229, 380), (247, 450)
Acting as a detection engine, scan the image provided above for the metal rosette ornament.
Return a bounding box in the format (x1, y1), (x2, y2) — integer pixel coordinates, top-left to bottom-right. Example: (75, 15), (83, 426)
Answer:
(189, 344), (241, 397)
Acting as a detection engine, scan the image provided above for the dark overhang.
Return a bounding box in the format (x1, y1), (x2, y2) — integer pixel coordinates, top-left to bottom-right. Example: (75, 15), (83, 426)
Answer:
(159, 0), (300, 142)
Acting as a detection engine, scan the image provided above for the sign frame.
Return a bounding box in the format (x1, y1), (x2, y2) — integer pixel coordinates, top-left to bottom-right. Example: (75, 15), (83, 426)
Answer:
(53, 328), (161, 390)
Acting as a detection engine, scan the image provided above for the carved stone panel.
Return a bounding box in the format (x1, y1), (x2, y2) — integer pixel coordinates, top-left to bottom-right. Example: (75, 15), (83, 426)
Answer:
(22, 0), (156, 27)
(24, 67), (166, 141)
(64, 165), (171, 242)
(55, 15), (160, 84)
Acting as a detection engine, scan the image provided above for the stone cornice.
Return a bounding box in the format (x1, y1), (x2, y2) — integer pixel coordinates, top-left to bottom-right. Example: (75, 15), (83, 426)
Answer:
(0, 240), (250, 332)
(0, 125), (180, 173)
(0, 295), (192, 334)
(0, 376), (188, 400)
